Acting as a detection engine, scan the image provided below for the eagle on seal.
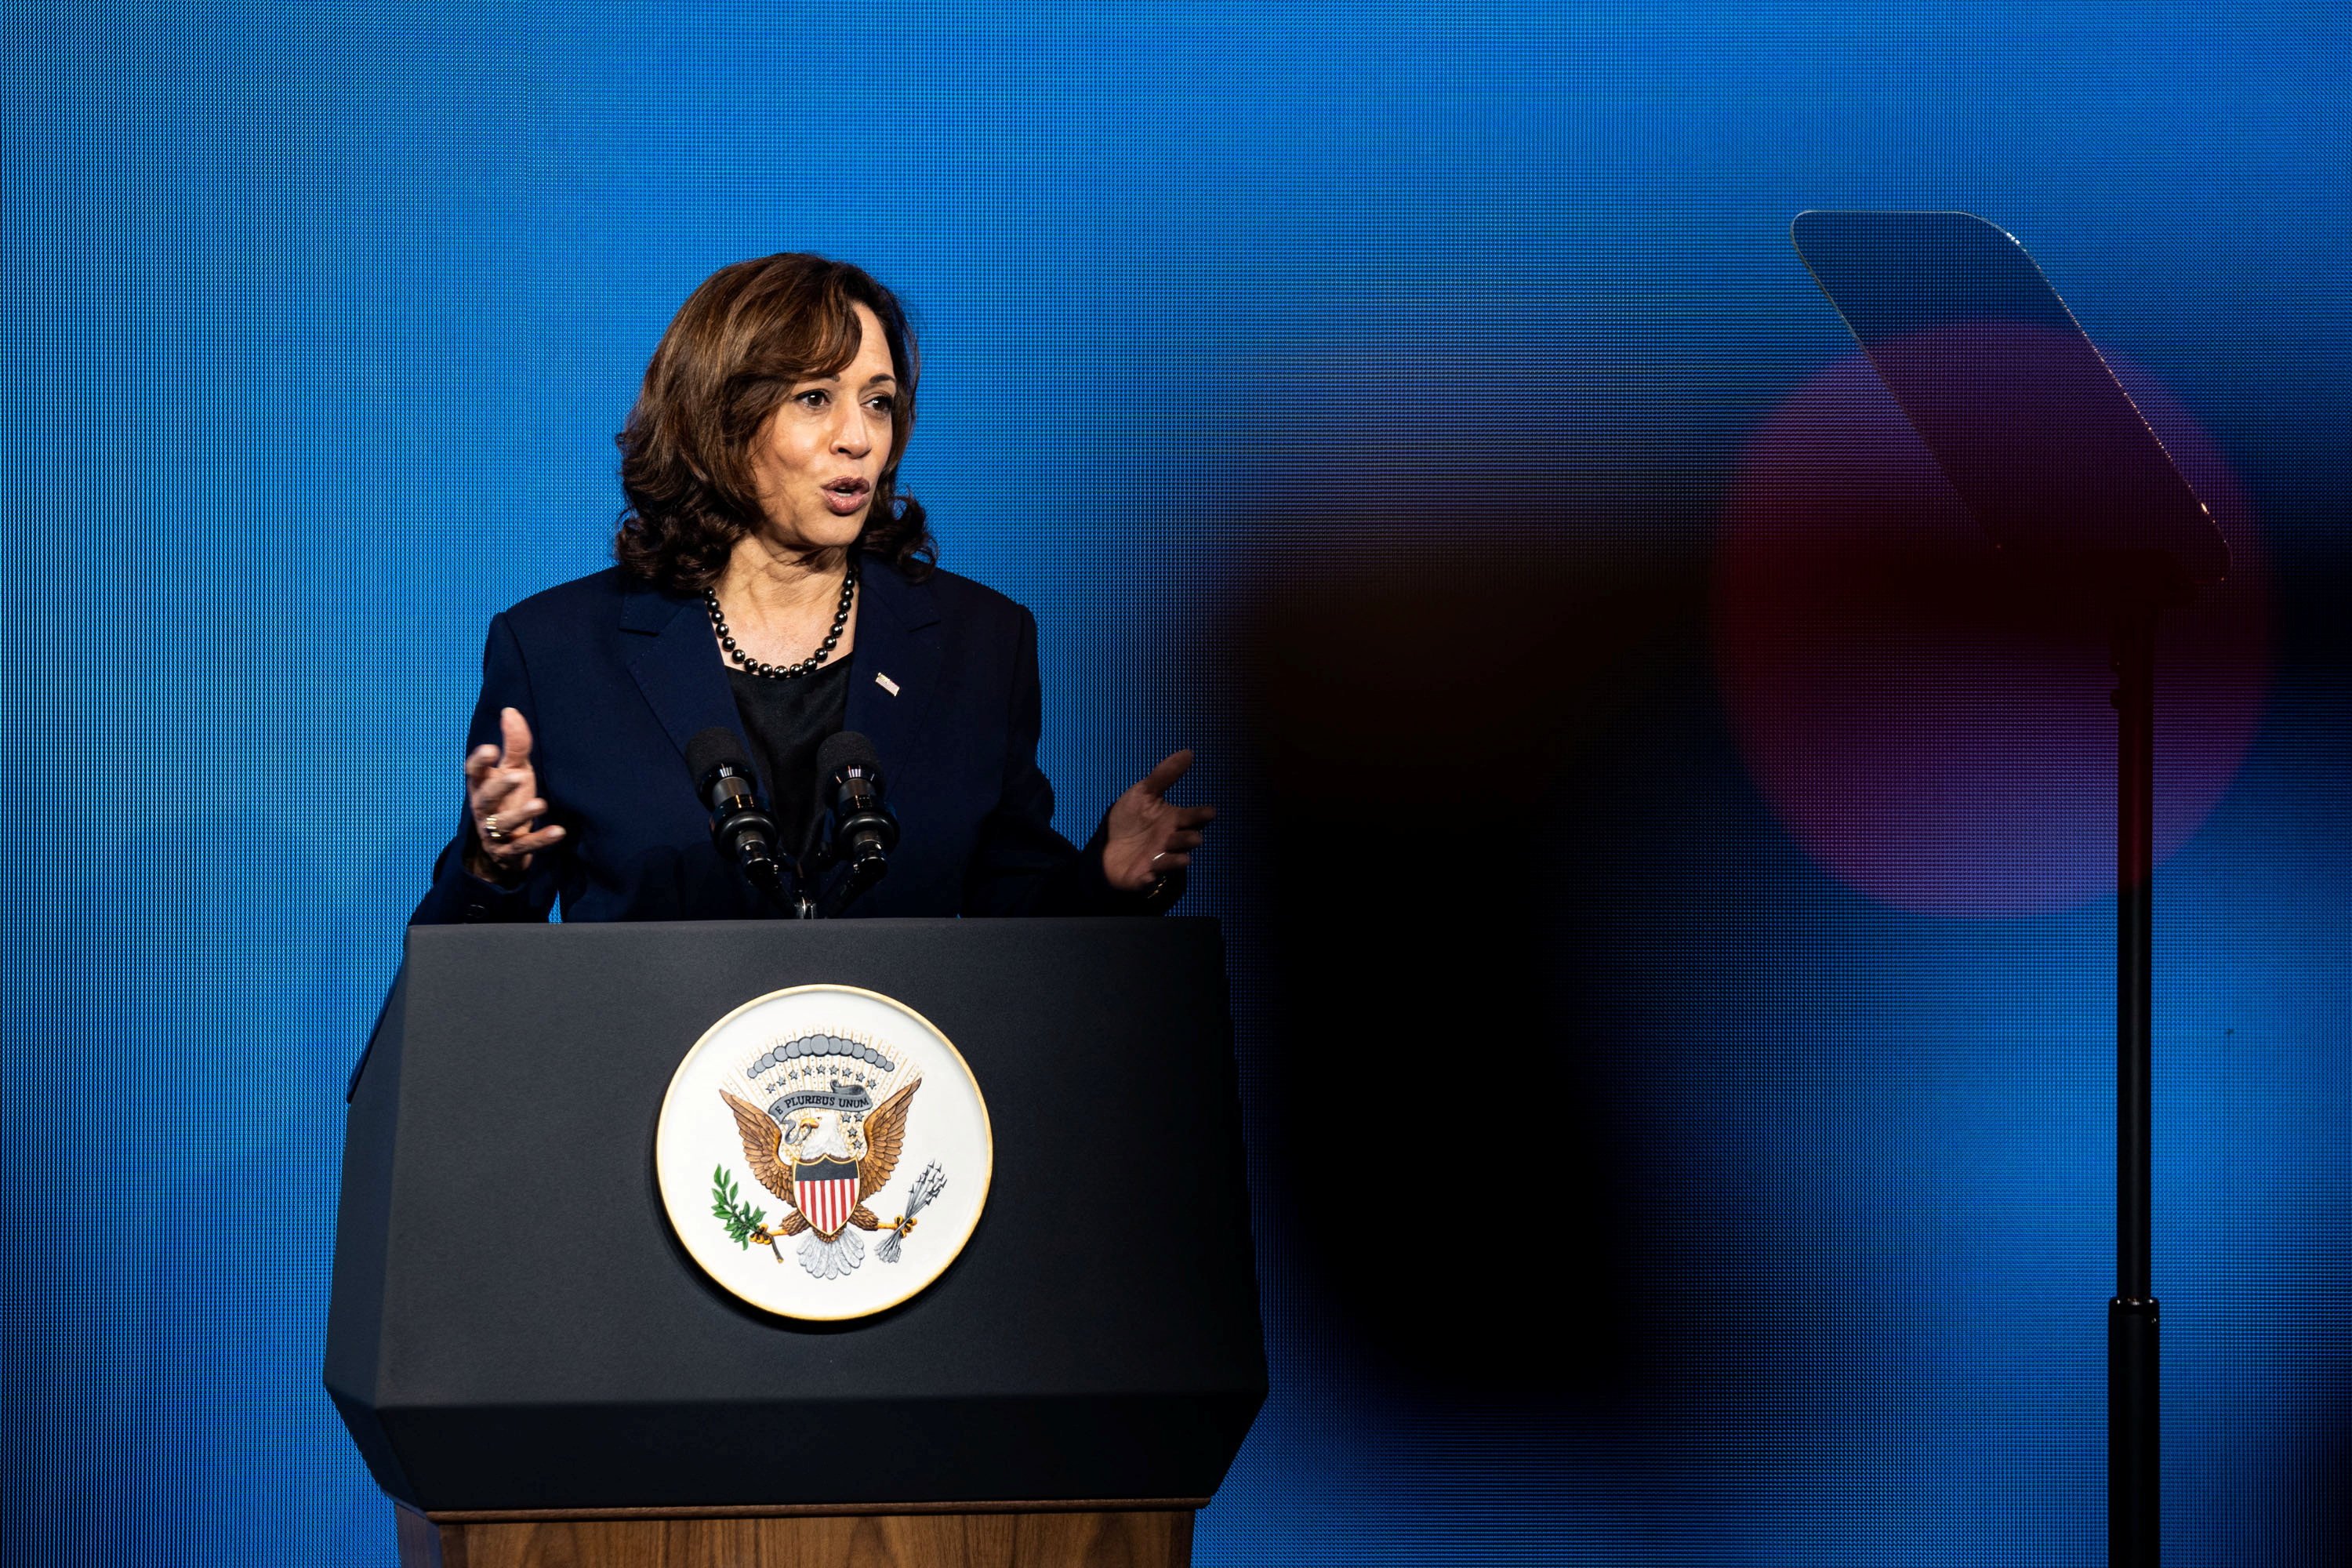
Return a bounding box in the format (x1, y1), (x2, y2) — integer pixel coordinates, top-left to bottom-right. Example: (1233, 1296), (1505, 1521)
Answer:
(719, 1080), (920, 1245)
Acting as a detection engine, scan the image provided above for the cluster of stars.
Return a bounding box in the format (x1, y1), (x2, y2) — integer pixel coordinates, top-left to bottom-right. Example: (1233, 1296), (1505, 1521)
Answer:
(744, 1028), (899, 1106)
(757, 1062), (884, 1102)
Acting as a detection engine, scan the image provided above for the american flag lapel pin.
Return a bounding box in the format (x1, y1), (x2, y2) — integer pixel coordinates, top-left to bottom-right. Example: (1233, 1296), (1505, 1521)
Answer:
(875, 672), (900, 697)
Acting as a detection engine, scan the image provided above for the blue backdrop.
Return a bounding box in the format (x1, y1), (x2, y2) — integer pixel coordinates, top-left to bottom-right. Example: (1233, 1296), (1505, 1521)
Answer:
(5, 4), (2347, 1563)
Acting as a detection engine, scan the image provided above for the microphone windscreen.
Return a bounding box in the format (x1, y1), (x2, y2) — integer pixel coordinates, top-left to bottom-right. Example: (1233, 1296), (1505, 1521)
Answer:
(817, 730), (881, 784)
(686, 727), (749, 783)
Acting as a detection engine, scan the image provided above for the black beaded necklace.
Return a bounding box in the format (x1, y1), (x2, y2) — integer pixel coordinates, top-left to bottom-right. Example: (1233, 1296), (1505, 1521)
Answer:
(704, 562), (858, 680)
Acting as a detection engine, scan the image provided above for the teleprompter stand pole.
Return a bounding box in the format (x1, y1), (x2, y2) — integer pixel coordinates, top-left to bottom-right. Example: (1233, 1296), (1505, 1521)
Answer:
(1789, 212), (2230, 1566)
(2109, 605), (2158, 1568)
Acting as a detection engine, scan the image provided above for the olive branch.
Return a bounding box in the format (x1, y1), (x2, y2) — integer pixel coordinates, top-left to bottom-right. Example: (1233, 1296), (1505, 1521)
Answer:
(711, 1166), (782, 1259)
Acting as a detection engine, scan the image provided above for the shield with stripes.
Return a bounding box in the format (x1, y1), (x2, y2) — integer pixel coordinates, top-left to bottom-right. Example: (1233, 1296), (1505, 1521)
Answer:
(795, 1158), (860, 1238)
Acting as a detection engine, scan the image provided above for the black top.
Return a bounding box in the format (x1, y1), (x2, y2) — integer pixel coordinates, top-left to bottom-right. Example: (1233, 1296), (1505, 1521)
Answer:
(726, 656), (853, 860)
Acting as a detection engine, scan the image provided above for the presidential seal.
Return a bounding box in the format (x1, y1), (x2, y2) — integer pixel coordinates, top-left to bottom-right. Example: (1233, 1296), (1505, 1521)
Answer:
(653, 984), (992, 1321)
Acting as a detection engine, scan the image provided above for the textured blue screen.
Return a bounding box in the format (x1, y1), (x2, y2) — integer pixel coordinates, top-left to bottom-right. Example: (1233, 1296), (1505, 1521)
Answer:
(5, 4), (2347, 1563)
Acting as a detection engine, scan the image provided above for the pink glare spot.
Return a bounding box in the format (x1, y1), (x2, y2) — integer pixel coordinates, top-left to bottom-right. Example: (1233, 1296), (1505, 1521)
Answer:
(1712, 348), (2271, 916)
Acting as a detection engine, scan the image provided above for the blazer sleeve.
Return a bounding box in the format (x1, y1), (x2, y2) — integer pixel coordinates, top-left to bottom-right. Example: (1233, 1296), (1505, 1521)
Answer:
(408, 612), (564, 926)
(960, 605), (1182, 918)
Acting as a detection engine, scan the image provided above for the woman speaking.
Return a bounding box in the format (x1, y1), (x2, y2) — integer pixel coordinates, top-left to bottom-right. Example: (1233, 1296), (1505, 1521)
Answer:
(409, 253), (1210, 924)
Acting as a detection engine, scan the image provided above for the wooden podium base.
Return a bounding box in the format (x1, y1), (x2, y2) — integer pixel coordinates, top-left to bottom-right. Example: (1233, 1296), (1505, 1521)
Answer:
(394, 1500), (1202, 1568)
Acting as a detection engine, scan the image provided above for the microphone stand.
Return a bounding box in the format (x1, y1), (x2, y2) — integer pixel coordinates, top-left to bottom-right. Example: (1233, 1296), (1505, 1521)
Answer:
(791, 837), (884, 920)
(760, 822), (816, 919)
(760, 858), (817, 920)
(813, 859), (884, 920)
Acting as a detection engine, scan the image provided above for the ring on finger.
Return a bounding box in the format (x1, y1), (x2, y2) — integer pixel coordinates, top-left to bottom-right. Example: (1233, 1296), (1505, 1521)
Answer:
(482, 814), (510, 844)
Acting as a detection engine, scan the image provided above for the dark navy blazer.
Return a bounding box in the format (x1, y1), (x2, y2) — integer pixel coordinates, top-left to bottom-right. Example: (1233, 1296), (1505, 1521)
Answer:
(409, 558), (1152, 924)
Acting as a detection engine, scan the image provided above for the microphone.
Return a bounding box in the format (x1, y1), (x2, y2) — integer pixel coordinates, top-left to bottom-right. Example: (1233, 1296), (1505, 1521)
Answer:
(686, 728), (787, 897)
(815, 731), (898, 906)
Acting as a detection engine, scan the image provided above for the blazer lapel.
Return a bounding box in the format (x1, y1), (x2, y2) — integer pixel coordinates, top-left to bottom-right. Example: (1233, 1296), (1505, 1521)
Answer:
(619, 582), (746, 763)
(844, 560), (943, 789)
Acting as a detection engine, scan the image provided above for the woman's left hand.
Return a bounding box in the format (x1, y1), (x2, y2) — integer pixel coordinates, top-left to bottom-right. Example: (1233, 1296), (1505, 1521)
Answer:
(1102, 750), (1216, 893)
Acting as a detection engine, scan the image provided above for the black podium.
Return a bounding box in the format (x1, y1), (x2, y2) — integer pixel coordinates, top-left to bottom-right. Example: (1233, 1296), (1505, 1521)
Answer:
(325, 918), (1267, 1568)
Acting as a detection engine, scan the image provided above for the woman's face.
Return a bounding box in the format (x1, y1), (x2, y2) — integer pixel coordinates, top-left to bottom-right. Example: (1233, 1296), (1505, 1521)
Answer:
(747, 300), (899, 553)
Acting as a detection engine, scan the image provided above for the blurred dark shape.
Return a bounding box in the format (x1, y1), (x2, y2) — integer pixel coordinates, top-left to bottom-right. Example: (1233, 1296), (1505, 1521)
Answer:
(1714, 350), (2270, 915)
(1195, 330), (1878, 1416)
(1232, 526), (1712, 1410)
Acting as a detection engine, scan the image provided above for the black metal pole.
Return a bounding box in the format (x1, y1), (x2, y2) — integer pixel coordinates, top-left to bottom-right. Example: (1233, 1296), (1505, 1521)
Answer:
(2109, 607), (2159, 1568)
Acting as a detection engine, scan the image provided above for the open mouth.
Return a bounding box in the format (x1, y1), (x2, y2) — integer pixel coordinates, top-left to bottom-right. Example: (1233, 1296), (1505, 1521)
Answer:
(821, 479), (872, 515)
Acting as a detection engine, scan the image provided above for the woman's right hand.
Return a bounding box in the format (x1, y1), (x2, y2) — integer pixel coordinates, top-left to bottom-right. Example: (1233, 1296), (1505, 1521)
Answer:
(463, 706), (564, 883)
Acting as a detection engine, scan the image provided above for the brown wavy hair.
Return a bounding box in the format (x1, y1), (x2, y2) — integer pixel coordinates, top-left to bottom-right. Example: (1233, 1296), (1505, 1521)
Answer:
(615, 253), (935, 590)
